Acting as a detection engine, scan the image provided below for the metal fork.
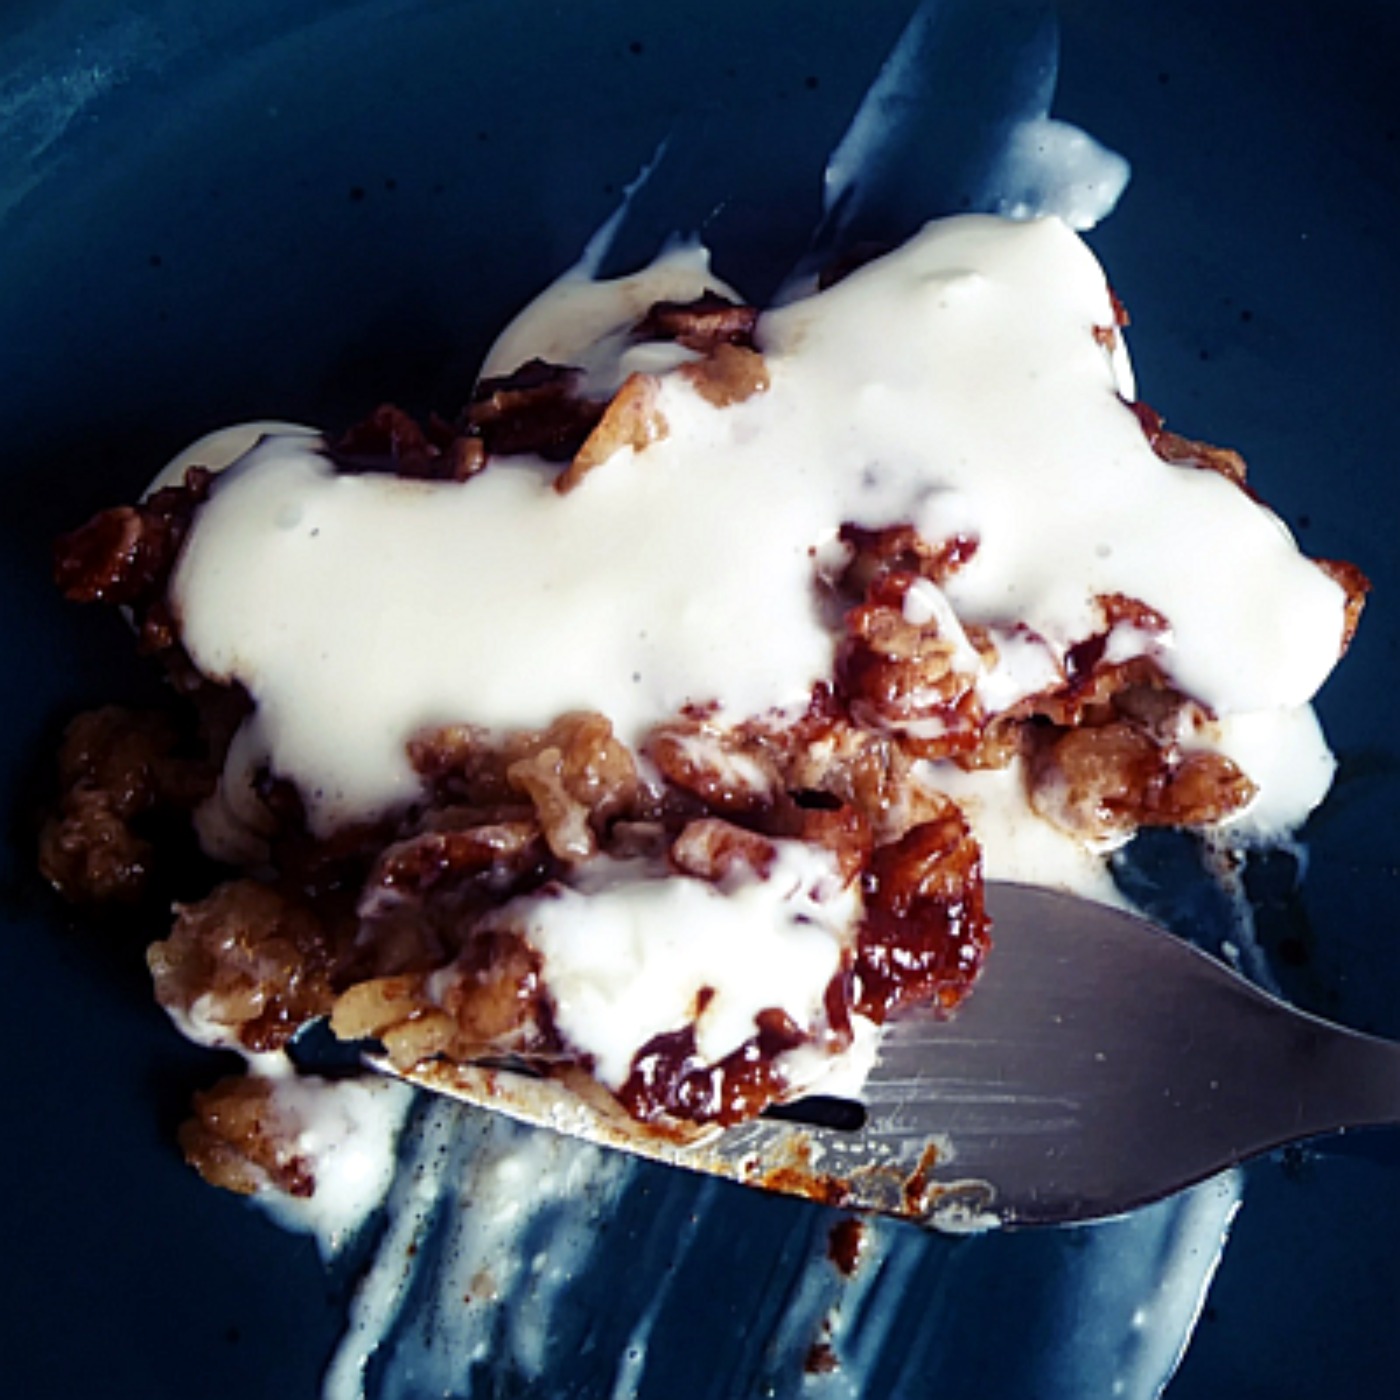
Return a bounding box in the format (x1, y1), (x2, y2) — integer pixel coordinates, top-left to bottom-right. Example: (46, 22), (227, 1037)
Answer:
(376, 882), (1400, 1229)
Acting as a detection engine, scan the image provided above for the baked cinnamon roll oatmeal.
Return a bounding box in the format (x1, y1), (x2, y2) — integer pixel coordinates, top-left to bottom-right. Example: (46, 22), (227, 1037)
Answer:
(44, 214), (1366, 1195)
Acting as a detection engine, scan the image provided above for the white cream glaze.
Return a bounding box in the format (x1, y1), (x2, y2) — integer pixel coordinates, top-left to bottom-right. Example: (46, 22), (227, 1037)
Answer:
(484, 841), (859, 1088)
(1207, 705), (1337, 840)
(147, 419), (321, 493)
(169, 214), (1348, 844)
(481, 240), (737, 398)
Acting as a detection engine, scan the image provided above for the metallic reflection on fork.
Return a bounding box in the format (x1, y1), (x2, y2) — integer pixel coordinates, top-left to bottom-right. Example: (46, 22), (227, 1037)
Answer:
(374, 883), (1400, 1229)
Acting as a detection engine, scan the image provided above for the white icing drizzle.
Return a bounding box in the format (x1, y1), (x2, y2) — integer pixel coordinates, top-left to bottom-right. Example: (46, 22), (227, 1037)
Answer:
(815, 0), (946, 232)
(604, 1175), (719, 1400)
(812, 0), (1129, 261)
(1029, 1171), (1244, 1398)
(170, 215), (1347, 846)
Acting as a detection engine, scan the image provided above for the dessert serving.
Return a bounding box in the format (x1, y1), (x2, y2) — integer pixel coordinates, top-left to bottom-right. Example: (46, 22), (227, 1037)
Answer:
(43, 213), (1366, 1205)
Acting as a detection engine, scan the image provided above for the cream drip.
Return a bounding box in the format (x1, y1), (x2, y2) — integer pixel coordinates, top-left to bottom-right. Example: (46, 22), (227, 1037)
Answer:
(252, 1072), (416, 1258)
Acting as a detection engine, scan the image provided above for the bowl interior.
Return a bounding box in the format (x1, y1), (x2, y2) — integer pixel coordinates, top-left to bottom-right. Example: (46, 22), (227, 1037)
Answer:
(3, 3), (1398, 1397)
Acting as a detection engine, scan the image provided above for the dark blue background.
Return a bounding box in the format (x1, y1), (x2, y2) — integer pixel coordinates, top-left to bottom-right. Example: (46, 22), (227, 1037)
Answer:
(2, 2), (1396, 1395)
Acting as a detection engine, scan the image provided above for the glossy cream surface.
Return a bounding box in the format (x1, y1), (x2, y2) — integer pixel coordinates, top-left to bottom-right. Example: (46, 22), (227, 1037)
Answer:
(169, 215), (1348, 845)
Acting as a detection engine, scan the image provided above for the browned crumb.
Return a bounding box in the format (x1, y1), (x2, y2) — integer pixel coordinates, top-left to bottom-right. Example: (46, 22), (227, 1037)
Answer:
(53, 469), (211, 609)
(1317, 556), (1371, 652)
(504, 712), (641, 860)
(334, 403), (485, 481)
(837, 572), (983, 757)
(147, 880), (340, 1053)
(827, 1216), (867, 1276)
(39, 706), (214, 903)
(179, 1074), (315, 1197)
(633, 291), (758, 351)
(833, 523), (979, 598)
(1127, 399), (1248, 487)
(1024, 720), (1257, 844)
(669, 817), (779, 882)
(330, 928), (548, 1068)
(678, 342), (770, 407)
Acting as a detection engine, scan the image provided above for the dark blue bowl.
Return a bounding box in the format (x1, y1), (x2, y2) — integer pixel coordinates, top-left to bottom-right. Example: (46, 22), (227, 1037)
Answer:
(3, 3), (1397, 1396)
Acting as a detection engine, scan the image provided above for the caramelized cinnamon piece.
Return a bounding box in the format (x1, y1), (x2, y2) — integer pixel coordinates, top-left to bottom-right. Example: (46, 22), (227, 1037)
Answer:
(668, 817), (778, 882)
(837, 573), (983, 755)
(635, 291), (759, 351)
(1097, 592), (1170, 635)
(435, 929), (549, 1050)
(556, 372), (668, 493)
(410, 713), (642, 846)
(778, 800), (873, 886)
(853, 805), (988, 1023)
(1024, 720), (1256, 843)
(647, 720), (779, 815)
(772, 701), (947, 841)
(330, 927), (549, 1067)
(54, 467), (211, 607)
(334, 404), (485, 481)
(1154, 750), (1260, 826)
(1153, 430), (1249, 487)
(408, 722), (519, 806)
(1021, 595), (1182, 732)
(834, 523), (978, 598)
(329, 971), (432, 1042)
(1126, 399), (1248, 487)
(468, 359), (604, 460)
(1316, 557), (1370, 652)
(39, 706), (214, 902)
(505, 713), (640, 860)
(39, 785), (155, 904)
(384, 817), (543, 885)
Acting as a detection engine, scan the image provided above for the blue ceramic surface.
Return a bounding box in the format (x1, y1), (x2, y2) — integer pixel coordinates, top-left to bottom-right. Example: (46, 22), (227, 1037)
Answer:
(2, 3), (1397, 1397)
